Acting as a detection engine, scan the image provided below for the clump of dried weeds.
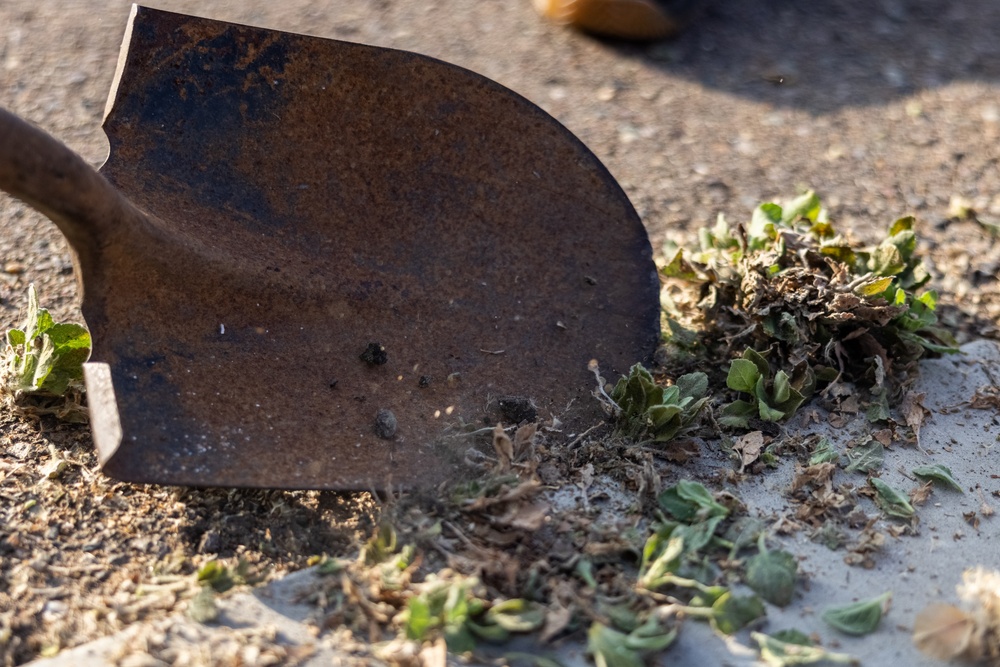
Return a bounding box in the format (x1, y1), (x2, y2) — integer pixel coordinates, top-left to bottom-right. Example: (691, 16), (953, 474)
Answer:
(660, 191), (958, 408)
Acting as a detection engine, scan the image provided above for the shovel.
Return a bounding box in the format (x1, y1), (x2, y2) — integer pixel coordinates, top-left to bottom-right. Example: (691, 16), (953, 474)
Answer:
(0, 5), (659, 491)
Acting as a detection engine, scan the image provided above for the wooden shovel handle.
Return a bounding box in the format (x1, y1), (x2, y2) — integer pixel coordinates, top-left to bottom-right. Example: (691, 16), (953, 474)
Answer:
(0, 107), (142, 256)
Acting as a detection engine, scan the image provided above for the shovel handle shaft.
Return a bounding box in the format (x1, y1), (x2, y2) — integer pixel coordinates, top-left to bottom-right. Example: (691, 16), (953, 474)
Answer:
(0, 107), (140, 255)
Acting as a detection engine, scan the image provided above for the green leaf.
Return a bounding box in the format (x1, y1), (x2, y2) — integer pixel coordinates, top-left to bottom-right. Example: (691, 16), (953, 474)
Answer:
(724, 516), (766, 559)
(710, 592), (766, 635)
(866, 389), (891, 423)
(405, 595), (435, 640)
(820, 244), (856, 265)
(912, 464), (963, 492)
(196, 560), (236, 593)
(638, 533), (683, 589)
(869, 243), (905, 276)
(915, 289), (938, 310)
(30, 334), (56, 390)
(466, 619), (509, 643)
(576, 557), (597, 588)
(889, 215), (914, 236)
(854, 276), (895, 297)
(486, 599), (545, 632)
(772, 370), (791, 404)
(6, 328), (25, 348)
(444, 623), (477, 654)
(727, 358), (761, 393)
(587, 623), (644, 667)
(808, 438), (838, 465)
(762, 311), (800, 343)
(822, 592), (892, 636)
(675, 372), (709, 401)
(689, 585), (729, 609)
(752, 631), (859, 666)
(362, 523), (399, 565)
(745, 543), (798, 607)
(781, 190), (822, 223)
(844, 439), (884, 474)
(22, 285), (40, 343)
(870, 478), (915, 518)
(719, 400), (756, 429)
(770, 629), (813, 646)
(658, 480), (729, 522)
(743, 348), (771, 378)
(757, 377), (787, 422)
(749, 203), (783, 247)
(604, 604), (642, 633)
(3, 285), (91, 400)
(781, 191), (822, 223)
(624, 617), (676, 653)
(672, 515), (725, 557)
(661, 249), (701, 280)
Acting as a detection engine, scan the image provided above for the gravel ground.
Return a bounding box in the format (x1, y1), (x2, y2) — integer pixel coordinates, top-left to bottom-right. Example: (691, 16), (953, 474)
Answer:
(2, 0), (999, 664)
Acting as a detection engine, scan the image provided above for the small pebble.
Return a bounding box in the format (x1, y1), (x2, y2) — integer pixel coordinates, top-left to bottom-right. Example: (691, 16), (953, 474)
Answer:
(3, 261), (25, 274)
(374, 408), (397, 439)
(360, 342), (388, 366)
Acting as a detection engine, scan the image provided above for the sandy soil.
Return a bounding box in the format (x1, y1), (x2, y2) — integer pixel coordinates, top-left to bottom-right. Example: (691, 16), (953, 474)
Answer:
(2, 0), (1000, 665)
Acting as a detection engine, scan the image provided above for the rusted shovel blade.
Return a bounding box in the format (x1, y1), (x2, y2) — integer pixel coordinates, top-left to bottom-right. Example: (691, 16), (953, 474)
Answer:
(54, 6), (659, 489)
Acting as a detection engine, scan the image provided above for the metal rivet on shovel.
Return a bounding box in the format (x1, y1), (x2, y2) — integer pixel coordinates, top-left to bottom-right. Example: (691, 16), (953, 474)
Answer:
(0, 5), (659, 491)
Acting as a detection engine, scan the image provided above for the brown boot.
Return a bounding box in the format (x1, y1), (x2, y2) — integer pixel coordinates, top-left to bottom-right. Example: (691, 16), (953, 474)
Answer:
(534, 0), (695, 40)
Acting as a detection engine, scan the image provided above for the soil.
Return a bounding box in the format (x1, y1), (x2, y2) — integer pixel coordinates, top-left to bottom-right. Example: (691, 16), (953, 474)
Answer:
(2, 0), (999, 665)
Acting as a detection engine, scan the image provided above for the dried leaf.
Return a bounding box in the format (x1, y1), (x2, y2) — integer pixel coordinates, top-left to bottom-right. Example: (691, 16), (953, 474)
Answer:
(900, 391), (929, 444)
(492, 424), (513, 472)
(909, 481), (934, 506)
(912, 603), (976, 661)
(513, 422), (537, 459)
(734, 431), (766, 472)
(539, 604), (573, 643)
(496, 501), (550, 531)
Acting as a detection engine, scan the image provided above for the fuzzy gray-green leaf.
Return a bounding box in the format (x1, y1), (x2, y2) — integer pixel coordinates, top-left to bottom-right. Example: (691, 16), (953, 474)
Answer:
(746, 548), (797, 607)
(912, 464), (963, 492)
(844, 439), (884, 474)
(822, 592), (892, 636)
(870, 478), (915, 518)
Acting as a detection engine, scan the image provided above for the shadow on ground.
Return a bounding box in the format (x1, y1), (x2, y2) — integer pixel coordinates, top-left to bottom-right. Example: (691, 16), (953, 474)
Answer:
(606, 0), (1000, 113)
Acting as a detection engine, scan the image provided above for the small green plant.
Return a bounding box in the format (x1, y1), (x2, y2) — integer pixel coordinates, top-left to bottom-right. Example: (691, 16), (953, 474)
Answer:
(752, 630), (859, 666)
(719, 349), (808, 428)
(401, 575), (544, 652)
(2, 284), (90, 400)
(587, 616), (677, 667)
(605, 364), (710, 443)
